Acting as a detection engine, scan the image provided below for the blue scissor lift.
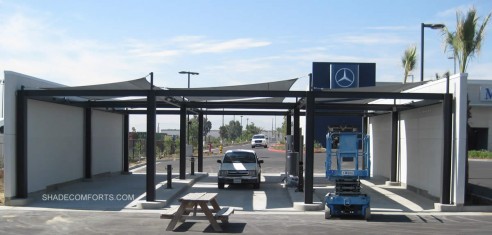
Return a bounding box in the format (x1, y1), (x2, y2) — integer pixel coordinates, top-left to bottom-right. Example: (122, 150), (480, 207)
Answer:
(325, 129), (371, 220)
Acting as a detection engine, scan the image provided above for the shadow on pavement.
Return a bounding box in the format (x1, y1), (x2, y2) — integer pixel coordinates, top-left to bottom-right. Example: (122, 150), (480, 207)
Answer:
(173, 222), (247, 233)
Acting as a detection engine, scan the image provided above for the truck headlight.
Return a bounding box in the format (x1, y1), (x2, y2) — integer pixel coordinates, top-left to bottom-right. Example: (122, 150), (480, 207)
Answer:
(219, 170), (228, 176)
(248, 170), (256, 176)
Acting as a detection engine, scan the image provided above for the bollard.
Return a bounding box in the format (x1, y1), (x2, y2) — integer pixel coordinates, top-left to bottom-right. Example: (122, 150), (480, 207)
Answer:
(219, 145), (223, 154)
(167, 164), (172, 189)
(297, 161), (304, 192)
(190, 157), (195, 175)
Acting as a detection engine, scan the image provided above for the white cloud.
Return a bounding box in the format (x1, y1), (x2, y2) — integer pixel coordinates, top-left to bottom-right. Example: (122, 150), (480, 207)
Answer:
(437, 4), (473, 18)
(365, 26), (409, 31)
(336, 34), (408, 45)
(187, 38), (271, 54)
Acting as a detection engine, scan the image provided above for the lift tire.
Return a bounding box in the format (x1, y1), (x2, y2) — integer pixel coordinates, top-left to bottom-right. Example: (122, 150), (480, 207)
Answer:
(364, 207), (371, 220)
(324, 206), (332, 219)
(218, 182), (225, 189)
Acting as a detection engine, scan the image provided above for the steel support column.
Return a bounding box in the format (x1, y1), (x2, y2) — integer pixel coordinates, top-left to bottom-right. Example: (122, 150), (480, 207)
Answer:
(390, 111), (398, 182)
(362, 116), (368, 135)
(123, 113), (129, 173)
(441, 94), (452, 204)
(84, 108), (92, 179)
(146, 91), (156, 201)
(286, 113), (292, 136)
(198, 112), (204, 172)
(293, 107), (300, 153)
(179, 104), (187, 179)
(304, 92), (315, 204)
(15, 90), (28, 198)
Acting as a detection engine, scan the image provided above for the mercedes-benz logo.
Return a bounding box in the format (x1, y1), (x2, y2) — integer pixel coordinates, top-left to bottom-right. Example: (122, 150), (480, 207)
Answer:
(334, 68), (355, 88)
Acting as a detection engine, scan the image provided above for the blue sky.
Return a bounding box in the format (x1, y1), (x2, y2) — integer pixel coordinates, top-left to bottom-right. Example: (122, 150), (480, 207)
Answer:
(1, 0), (491, 131)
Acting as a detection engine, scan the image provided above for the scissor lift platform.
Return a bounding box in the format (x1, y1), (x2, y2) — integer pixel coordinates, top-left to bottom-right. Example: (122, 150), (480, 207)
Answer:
(325, 131), (371, 220)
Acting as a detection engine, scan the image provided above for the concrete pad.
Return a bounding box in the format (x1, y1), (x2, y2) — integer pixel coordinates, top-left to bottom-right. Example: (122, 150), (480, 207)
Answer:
(287, 187), (324, 211)
(293, 202), (324, 211)
(5, 198), (30, 206)
(385, 181), (401, 186)
(136, 200), (166, 209)
(435, 203), (492, 212)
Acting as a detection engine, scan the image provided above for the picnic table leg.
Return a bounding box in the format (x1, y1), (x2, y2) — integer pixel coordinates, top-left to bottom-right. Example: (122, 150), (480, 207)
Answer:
(210, 199), (221, 211)
(165, 204), (188, 231)
(199, 202), (222, 232)
(210, 199), (229, 223)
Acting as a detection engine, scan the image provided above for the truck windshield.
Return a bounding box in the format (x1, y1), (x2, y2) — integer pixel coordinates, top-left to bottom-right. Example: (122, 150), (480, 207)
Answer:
(223, 152), (256, 163)
(253, 135), (264, 139)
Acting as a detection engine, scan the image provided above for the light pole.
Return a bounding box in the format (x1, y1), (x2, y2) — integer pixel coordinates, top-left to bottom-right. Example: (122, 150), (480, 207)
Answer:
(448, 53), (456, 75)
(421, 23), (445, 82)
(240, 115), (243, 129)
(179, 71), (199, 143)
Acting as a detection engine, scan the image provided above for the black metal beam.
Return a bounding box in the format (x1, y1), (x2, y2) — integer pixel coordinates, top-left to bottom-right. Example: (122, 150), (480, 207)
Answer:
(441, 94), (452, 204)
(179, 104), (187, 179)
(390, 111), (399, 182)
(312, 90), (443, 100)
(198, 112), (204, 172)
(124, 110), (295, 116)
(23, 89), (444, 101)
(123, 114), (129, 173)
(186, 102), (297, 109)
(195, 110), (291, 116)
(84, 108), (92, 179)
(146, 92), (156, 201)
(15, 90), (28, 198)
(304, 93), (315, 204)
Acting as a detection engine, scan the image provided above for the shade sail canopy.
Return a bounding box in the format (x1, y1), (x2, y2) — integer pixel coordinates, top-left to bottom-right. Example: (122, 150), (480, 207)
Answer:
(168, 78), (298, 102)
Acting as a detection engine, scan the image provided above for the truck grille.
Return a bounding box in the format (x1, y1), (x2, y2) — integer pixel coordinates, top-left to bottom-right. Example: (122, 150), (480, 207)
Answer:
(227, 171), (249, 176)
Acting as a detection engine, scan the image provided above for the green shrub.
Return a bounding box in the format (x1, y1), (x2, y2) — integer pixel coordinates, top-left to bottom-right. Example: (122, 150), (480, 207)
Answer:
(468, 150), (492, 159)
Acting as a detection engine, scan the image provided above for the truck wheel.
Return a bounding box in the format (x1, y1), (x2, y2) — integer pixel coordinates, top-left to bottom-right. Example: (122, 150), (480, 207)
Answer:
(324, 206), (332, 219)
(264, 145), (268, 148)
(218, 182), (224, 189)
(364, 207), (371, 220)
(252, 146), (255, 148)
(254, 178), (260, 189)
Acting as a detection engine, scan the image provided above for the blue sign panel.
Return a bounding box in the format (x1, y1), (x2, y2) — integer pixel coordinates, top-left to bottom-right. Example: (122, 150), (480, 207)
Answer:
(480, 87), (492, 101)
(330, 64), (359, 89)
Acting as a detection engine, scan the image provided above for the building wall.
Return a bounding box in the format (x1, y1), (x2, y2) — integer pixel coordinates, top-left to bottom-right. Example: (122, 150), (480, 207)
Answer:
(399, 104), (443, 198)
(92, 110), (123, 175)
(4, 71), (125, 199)
(27, 100), (84, 192)
(369, 74), (468, 204)
(4, 71), (66, 198)
(468, 79), (492, 151)
(368, 113), (391, 179)
(468, 106), (492, 151)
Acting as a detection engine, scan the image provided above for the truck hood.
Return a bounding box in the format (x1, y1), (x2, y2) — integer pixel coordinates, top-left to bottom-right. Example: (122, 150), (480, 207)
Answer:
(220, 163), (257, 171)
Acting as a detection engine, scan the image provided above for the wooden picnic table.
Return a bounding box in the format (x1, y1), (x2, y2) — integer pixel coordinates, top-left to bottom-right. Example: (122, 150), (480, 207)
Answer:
(160, 192), (234, 232)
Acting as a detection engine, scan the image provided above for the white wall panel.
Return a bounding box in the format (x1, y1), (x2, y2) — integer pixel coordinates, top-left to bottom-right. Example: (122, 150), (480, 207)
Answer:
(369, 113), (391, 179)
(27, 100), (84, 193)
(92, 110), (123, 175)
(399, 104), (443, 198)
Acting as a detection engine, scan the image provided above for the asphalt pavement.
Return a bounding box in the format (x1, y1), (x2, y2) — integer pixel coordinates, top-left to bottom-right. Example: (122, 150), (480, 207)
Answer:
(1, 143), (491, 234)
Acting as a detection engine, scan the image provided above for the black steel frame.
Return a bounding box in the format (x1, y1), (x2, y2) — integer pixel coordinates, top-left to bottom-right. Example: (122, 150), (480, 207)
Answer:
(14, 86), (452, 204)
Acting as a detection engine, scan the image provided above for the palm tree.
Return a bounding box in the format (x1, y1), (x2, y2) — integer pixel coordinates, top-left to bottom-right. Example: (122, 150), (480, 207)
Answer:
(442, 7), (491, 205)
(401, 45), (417, 83)
(442, 7), (491, 73)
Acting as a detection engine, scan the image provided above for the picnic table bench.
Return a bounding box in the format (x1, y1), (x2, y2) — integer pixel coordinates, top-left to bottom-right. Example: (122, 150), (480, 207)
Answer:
(160, 192), (234, 231)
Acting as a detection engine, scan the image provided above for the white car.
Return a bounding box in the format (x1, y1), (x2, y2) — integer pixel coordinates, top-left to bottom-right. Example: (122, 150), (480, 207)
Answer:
(251, 134), (268, 148)
(217, 149), (264, 189)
